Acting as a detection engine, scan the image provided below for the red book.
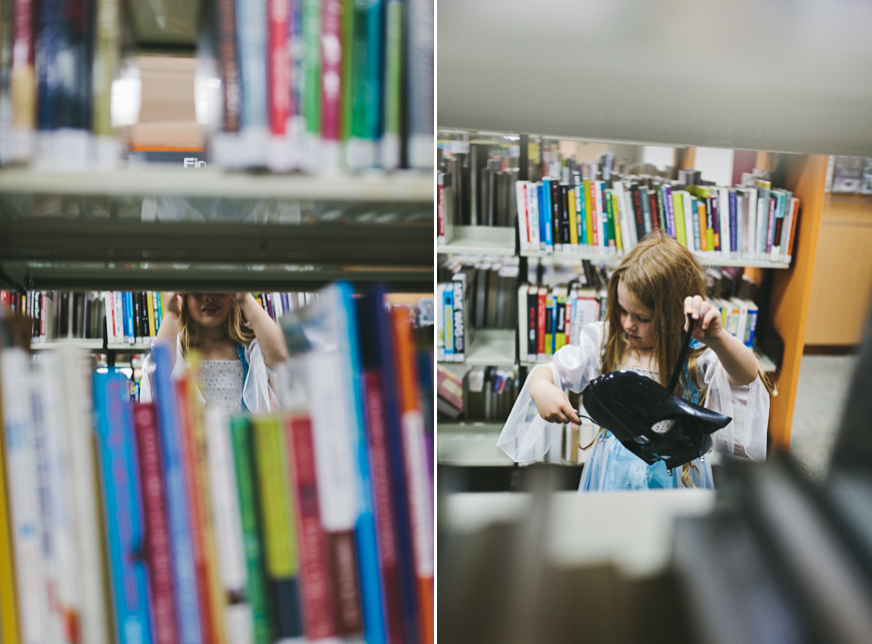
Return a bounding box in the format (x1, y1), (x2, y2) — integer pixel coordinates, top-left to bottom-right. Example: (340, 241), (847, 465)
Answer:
(175, 378), (217, 644)
(437, 176), (445, 238)
(284, 413), (338, 640)
(320, 0), (342, 141)
(268, 0), (290, 136)
(648, 191), (659, 231)
(132, 403), (180, 644)
(216, 0), (241, 131)
(361, 370), (405, 644)
(564, 294), (572, 348)
(391, 308), (434, 644)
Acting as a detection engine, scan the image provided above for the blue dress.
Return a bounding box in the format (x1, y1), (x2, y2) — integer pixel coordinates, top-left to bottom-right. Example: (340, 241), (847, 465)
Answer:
(497, 322), (769, 491)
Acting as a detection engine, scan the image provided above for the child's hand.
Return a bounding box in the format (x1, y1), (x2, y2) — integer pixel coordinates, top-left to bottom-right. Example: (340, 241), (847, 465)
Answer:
(163, 292), (183, 317)
(684, 295), (725, 345)
(530, 379), (581, 425)
(233, 292), (251, 305)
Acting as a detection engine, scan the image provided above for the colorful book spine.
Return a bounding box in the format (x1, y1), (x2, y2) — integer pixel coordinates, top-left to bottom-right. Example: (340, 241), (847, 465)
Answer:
(151, 344), (203, 644)
(176, 375), (225, 644)
(381, 0), (402, 169)
(406, 0), (433, 168)
(302, 0), (321, 141)
(729, 190), (739, 256)
(147, 292), (157, 338)
(205, 407), (254, 644)
(59, 345), (110, 644)
(568, 187), (579, 247)
(11, 0), (36, 159)
(392, 307), (434, 644)
(252, 415), (304, 641)
(340, 0), (354, 143)
(358, 289), (417, 644)
(0, 348), (21, 644)
(320, 0), (342, 151)
(229, 415), (272, 644)
(133, 402), (181, 644)
(284, 408), (338, 640)
(542, 179), (553, 250)
(584, 179), (595, 246)
(2, 347), (46, 644)
(236, 0), (269, 159)
(216, 0), (241, 133)
(93, 0), (119, 153)
(267, 0), (290, 139)
(348, 0), (383, 168)
(93, 371), (153, 644)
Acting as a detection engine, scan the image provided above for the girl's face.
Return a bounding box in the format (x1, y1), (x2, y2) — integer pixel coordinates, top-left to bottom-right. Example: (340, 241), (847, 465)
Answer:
(617, 281), (655, 352)
(185, 293), (233, 328)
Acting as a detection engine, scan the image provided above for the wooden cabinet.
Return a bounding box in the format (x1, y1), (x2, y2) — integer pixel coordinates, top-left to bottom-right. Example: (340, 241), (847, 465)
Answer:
(804, 195), (872, 346)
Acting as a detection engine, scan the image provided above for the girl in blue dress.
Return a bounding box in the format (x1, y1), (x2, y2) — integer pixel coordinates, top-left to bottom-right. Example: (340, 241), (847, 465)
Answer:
(498, 233), (774, 490)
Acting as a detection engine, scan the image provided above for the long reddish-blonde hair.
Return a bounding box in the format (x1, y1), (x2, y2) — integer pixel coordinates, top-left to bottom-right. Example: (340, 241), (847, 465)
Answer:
(178, 294), (255, 357)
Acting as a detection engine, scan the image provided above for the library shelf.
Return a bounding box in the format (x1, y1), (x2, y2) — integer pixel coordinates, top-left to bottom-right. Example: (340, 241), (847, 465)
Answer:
(522, 248), (790, 270)
(0, 166), (432, 202)
(437, 423), (515, 467)
(438, 225), (516, 256)
(440, 328), (516, 367)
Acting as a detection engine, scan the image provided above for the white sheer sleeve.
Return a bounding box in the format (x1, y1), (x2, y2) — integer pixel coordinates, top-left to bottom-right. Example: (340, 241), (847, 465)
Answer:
(243, 339), (278, 413)
(697, 350), (770, 461)
(497, 322), (605, 464)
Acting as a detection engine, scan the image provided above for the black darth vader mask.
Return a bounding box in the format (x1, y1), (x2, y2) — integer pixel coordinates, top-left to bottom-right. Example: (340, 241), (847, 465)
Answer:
(580, 314), (731, 469)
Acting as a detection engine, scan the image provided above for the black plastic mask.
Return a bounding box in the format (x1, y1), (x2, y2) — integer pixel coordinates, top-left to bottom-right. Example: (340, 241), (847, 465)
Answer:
(580, 314), (731, 469)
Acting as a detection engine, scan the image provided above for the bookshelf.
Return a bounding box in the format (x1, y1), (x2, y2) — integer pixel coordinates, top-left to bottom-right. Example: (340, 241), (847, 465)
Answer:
(0, 170), (433, 293)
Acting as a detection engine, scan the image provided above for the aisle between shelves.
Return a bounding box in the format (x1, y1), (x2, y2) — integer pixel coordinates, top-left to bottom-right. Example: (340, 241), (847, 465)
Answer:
(0, 283), (434, 644)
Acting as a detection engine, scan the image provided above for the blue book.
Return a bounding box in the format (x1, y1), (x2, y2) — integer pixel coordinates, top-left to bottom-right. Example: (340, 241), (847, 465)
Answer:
(151, 344), (202, 644)
(729, 190), (738, 255)
(442, 286), (454, 360)
(236, 0), (268, 138)
(542, 179), (553, 250)
(537, 183), (546, 247)
(574, 176), (586, 245)
(93, 372), (153, 644)
(123, 292), (134, 344)
(35, 0), (61, 135)
(356, 288), (414, 644)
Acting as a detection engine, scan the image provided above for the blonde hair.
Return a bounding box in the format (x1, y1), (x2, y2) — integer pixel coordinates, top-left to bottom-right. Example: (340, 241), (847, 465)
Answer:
(587, 232), (775, 487)
(178, 294), (255, 357)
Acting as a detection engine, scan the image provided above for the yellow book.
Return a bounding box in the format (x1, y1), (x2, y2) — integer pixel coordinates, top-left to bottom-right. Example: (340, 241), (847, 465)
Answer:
(568, 189), (578, 247)
(184, 356), (228, 644)
(672, 192), (687, 247)
(0, 345), (21, 644)
(583, 179), (594, 246)
(611, 192), (622, 252)
(146, 292), (156, 338)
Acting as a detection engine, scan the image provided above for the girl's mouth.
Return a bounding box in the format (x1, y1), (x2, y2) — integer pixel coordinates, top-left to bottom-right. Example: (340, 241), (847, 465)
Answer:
(202, 305), (220, 314)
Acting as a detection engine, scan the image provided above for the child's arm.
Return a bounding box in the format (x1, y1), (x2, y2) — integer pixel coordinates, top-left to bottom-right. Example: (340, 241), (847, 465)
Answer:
(153, 292), (182, 372)
(235, 293), (289, 369)
(685, 295), (758, 387)
(528, 367), (582, 425)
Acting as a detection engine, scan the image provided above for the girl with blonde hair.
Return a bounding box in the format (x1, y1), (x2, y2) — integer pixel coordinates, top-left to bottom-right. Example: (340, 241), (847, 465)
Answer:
(140, 293), (288, 413)
(498, 232), (773, 490)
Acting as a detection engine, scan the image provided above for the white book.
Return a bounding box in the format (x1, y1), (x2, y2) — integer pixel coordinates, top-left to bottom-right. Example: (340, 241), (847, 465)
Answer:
(718, 187), (731, 257)
(623, 186), (638, 248)
(516, 180), (530, 251)
(30, 369), (65, 644)
(58, 346), (110, 644)
(746, 188), (758, 262)
(613, 181), (634, 252)
(527, 182), (541, 251)
(205, 406), (254, 644)
(518, 284), (529, 363)
(271, 292), (284, 321)
(735, 195), (745, 259)
(682, 191), (695, 253)
(593, 181), (607, 252)
(757, 196), (769, 259)
(732, 297), (749, 347)
(436, 283), (445, 362)
(113, 291), (124, 344)
(2, 349), (48, 644)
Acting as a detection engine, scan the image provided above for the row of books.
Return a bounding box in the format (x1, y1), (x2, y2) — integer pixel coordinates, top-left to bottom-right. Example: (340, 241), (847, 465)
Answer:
(0, 284), (434, 644)
(830, 156), (872, 194)
(0, 0), (120, 167)
(436, 364), (517, 423)
(514, 171), (800, 264)
(204, 0), (434, 173)
(440, 261), (519, 330)
(519, 285), (603, 364)
(1, 290), (317, 346)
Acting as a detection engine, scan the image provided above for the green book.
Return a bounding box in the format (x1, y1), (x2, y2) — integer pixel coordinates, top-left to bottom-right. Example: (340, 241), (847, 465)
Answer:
(673, 191), (687, 247)
(252, 415), (303, 640)
(341, 0), (354, 142)
(303, 0), (321, 137)
(381, 0), (403, 169)
(230, 415), (273, 644)
(605, 189), (616, 250)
